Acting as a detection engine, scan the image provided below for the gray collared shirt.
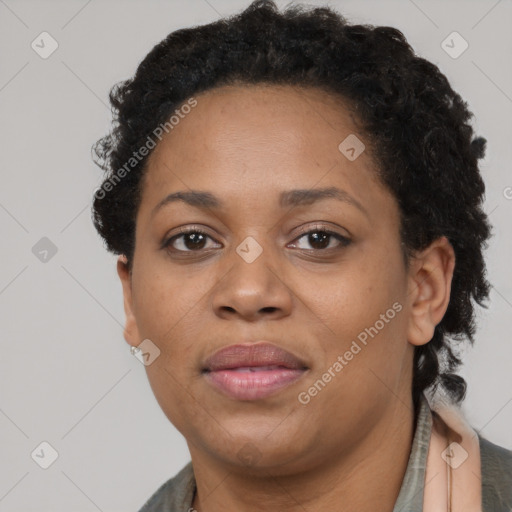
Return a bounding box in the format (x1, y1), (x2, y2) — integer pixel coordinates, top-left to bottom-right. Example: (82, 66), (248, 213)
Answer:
(139, 393), (512, 512)
(393, 393), (433, 511)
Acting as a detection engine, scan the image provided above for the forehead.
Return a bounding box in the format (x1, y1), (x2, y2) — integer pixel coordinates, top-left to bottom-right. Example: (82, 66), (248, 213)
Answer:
(138, 84), (394, 223)
(156, 84), (364, 154)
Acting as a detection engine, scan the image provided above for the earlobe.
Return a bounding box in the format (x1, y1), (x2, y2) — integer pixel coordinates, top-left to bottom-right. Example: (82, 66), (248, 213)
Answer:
(406, 236), (456, 347)
(116, 255), (141, 348)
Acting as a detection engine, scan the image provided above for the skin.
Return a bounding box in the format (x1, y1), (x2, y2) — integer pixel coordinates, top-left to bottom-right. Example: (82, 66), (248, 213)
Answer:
(117, 84), (455, 512)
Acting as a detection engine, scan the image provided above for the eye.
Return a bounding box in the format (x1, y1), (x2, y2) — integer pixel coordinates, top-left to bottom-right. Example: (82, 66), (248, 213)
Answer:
(288, 225), (351, 251)
(162, 224), (351, 255)
(163, 227), (221, 253)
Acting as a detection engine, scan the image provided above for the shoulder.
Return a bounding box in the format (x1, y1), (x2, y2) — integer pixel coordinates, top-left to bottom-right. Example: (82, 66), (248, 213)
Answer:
(479, 434), (512, 512)
(138, 461), (196, 512)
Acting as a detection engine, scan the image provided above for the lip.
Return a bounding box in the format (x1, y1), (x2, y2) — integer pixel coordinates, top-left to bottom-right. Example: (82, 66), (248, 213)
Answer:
(203, 342), (308, 372)
(202, 342), (309, 401)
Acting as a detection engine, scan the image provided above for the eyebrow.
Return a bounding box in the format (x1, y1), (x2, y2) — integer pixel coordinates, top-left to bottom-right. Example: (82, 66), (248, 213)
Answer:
(151, 186), (368, 218)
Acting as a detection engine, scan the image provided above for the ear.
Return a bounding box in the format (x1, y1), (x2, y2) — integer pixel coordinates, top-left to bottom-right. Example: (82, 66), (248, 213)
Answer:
(117, 255), (142, 348)
(406, 236), (456, 347)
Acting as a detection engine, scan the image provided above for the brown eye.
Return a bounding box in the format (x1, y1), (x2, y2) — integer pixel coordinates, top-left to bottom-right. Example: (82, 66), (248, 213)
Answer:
(164, 230), (220, 252)
(289, 227), (351, 251)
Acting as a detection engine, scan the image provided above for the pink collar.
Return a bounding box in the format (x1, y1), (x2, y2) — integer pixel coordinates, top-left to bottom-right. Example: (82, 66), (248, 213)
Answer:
(424, 395), (482, 511)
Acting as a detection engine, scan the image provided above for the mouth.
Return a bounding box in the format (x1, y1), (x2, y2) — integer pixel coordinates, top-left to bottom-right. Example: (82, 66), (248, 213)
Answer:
(201, 342), (309, 401)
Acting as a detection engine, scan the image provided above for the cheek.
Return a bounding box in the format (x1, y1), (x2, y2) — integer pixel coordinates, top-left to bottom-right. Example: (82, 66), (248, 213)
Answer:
(306, 252), (405, 336)
(132, 260), (203, 339)
(133, 269), (206, 430)
(131, 259), (222, 380)
(299, 246), (408, 388)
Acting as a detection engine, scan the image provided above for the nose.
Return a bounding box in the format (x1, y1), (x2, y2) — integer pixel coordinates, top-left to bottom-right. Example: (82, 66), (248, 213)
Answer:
(210, 242), (294, 322)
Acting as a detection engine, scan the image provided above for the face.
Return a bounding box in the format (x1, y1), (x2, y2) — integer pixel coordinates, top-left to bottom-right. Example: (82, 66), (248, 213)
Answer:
(118, 84), (450, 474)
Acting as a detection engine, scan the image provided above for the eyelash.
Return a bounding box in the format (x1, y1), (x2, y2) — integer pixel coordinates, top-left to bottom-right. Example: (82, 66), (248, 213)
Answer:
(163, 224), (351, 254)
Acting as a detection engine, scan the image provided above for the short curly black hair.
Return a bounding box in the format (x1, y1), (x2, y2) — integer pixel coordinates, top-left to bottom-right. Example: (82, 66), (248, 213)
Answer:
(92, 0), (492, 408)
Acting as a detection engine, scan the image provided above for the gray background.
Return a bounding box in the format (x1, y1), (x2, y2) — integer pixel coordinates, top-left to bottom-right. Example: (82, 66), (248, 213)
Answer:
(1, 0), (511, 510)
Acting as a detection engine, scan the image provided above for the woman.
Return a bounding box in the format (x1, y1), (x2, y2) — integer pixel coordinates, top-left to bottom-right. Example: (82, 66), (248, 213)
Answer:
(91, 1), (512, 510)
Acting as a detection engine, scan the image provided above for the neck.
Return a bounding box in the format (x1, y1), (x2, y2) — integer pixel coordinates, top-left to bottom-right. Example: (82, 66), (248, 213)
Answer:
(189, 395), (416, 512)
